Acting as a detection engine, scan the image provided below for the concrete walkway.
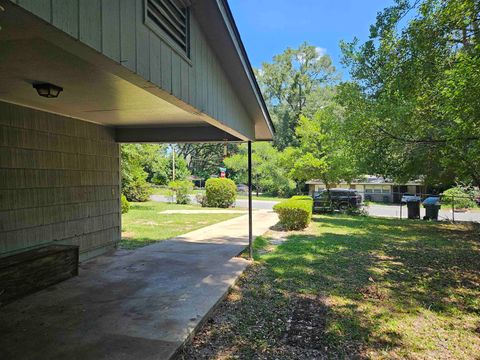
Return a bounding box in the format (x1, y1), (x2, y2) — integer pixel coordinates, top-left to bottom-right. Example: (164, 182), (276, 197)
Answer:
(0, 210), (278, 360)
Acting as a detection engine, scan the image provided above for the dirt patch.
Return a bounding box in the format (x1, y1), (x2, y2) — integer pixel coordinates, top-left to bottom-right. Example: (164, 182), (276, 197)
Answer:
(358, 284), (389, 301)
(121, 231), (135, 239)
(133, 220), (159, 226)
(181, 264), (363, 360)
(282, 294), (330, 350)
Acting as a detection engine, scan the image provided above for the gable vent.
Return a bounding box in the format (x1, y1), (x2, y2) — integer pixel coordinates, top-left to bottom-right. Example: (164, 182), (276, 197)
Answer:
(145, 0), (190, 56)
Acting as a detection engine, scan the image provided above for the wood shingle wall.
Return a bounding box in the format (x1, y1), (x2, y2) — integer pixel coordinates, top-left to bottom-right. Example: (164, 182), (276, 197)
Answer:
(0, 102), (120, 261)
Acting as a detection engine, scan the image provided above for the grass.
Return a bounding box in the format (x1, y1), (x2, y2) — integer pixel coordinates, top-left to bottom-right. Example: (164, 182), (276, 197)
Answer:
(183, 215), (480, 359)
(121, 201), (243, 249)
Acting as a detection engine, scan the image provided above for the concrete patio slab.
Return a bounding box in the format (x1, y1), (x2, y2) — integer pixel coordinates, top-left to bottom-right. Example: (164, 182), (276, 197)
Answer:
(0, 210), (278, 360)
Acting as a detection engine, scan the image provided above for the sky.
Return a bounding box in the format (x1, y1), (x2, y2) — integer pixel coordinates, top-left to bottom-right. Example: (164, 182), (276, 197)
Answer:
(229, 0), (396, 80)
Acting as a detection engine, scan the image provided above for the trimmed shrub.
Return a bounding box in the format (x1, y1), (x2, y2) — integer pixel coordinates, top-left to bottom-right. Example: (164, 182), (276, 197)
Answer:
(204, 178), (236, 208)
(273, 198), (313, 230)
(168, 180), (193, 204)
(291, 195), (314, 201)
(121, 194), (130, 214)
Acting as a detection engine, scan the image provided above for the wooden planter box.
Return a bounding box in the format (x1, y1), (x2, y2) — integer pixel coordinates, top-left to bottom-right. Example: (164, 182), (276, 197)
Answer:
(0, 245), (79, 306)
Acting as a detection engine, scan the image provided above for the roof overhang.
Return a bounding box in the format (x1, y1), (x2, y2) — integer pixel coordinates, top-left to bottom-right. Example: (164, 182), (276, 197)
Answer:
(0, 0), (272, 143)
(192, 0), (274, 140)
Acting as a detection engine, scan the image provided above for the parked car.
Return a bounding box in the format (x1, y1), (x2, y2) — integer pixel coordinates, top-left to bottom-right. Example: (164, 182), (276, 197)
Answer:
(401, 193), (421, 203)
(313, 189), (362, 213)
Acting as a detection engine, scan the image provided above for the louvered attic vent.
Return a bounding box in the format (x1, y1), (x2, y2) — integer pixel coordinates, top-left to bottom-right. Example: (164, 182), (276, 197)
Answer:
(145, 0), (190, 56)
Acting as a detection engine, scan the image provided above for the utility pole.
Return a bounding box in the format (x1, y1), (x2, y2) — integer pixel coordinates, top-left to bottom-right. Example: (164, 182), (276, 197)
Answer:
(172, 144), (176, 181)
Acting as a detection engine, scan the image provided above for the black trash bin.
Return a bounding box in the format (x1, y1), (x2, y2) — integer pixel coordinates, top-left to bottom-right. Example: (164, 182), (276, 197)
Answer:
(406, 200), (421, 219)
(423, 196), (441, 220)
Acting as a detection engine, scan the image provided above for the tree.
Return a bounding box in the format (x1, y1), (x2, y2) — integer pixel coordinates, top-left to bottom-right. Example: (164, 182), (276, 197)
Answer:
(151, 149), (190, 185)
(121, 144), (153, 202)
(338, 0), (480, 187)
(285, 107), (358, 189)
(256, 42), (338, 149)
(224, 142), (295, 197)
(121, 144), (191, 202)
(176, 143), (238, 180)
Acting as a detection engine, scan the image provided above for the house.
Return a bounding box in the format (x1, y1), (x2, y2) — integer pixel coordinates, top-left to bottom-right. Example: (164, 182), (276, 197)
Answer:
(306, 176), (425, 203)
(0, 0), (273, 261)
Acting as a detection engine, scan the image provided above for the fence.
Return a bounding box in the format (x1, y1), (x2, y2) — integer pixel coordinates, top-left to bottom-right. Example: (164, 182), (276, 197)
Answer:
(314, 190), (480, 223)
(314, 189), (480, 222)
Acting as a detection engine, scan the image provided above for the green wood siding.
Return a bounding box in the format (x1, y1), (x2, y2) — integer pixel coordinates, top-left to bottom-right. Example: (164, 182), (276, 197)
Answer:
(0, 102), (121, 261)
(11, 0), (254, 138)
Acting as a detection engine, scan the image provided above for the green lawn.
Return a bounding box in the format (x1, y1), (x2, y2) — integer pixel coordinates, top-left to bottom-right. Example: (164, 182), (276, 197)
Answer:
(184, 215), (480, 359)
(121, 201), (242, 249)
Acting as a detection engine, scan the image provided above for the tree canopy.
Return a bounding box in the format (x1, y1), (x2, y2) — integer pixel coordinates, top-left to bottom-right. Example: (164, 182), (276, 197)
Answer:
(224, 142), (295, 197)
(121, 144), (191, 201)
(284, 106), (358, 189)
(338, 0), (480, 186)
(256, 42), (338, 149)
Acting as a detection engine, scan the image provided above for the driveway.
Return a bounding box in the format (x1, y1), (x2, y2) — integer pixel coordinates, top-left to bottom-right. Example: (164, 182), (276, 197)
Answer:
(0, 210), (278, 360)
(367, 203), (480, 222)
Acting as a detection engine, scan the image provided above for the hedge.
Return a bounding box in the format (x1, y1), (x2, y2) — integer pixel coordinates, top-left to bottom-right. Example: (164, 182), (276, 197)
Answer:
(273, 197), (313, 230)
(204, 178), (236, 208)
(291, 195), (314, 201)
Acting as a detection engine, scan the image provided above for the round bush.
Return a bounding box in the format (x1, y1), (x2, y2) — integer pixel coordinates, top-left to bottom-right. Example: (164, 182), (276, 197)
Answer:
(442, 187), (476, 209)
(204, 178), (236, 208)
(273, 198), (313, 230)
(123, 178), (152, 202)
(121, 194), (130, 214)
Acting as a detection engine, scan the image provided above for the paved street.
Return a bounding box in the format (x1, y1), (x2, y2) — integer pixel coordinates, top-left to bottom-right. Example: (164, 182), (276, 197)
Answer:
(150, 195), (480, 222)
(150, 195), (280, 210)
(368, 203), (480, 222)
(235, 199), (279, 210)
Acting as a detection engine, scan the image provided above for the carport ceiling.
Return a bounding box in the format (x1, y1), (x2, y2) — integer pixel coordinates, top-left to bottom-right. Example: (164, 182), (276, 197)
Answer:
(0, 38), (204, 127)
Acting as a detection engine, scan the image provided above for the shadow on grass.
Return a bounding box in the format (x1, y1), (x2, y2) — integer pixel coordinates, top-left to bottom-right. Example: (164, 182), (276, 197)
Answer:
(183, 215), (480, 359)
(261, 215), (480, 355)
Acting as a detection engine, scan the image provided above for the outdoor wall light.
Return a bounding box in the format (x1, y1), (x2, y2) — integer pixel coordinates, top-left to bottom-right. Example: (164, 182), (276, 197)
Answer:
(33, 83), (63, 98)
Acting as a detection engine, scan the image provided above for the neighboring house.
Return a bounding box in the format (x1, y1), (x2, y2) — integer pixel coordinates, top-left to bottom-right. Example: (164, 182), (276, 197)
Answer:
(0, 0), (273, 261)
(306, 176), (425, 203)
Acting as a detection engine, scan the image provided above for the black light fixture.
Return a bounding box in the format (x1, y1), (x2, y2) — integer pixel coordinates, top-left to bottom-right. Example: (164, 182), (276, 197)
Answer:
(33, 82), (63, 98)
